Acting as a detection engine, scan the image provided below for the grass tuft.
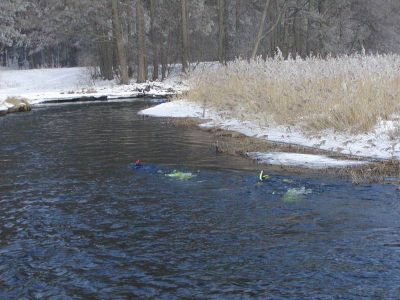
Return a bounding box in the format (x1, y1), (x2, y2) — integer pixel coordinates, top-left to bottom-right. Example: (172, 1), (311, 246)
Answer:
(5, 96), (30, 106)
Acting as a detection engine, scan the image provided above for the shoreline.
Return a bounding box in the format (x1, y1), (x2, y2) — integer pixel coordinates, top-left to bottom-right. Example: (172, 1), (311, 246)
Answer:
(0, 93), (174, 118)
(0, 66), (185, 115)
(141, 100), (400, 183)
(1, 95), (399, 183)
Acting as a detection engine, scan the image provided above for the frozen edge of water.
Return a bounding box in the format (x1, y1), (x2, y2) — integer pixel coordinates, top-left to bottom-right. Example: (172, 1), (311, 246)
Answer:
(138, 100), (400, 166)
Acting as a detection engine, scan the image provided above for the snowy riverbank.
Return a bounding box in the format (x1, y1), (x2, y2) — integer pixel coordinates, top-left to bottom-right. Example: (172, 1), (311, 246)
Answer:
(140, 100), (400, 167)
(0, 67), (185, 108)
(1, 65), (399, 170)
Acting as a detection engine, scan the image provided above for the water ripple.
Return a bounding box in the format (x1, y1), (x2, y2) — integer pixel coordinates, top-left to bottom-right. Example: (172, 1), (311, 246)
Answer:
(0, 101), (399, 298)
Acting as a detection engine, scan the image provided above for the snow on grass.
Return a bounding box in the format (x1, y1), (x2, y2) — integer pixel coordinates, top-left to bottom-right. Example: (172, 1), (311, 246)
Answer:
(140, 99), (399, 164)
(247, 152), (367, 169)
(0, 67), (186, 106)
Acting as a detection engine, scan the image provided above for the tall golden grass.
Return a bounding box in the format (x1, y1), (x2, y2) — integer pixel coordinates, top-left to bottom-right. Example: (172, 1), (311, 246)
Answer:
(185, 53), (400, 134)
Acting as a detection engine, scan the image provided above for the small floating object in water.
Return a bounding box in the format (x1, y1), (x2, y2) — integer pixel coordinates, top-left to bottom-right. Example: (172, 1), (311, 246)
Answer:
(283, 187), (312, 202)
(166, 170), (196, 180)
(259, 170), (269, 181)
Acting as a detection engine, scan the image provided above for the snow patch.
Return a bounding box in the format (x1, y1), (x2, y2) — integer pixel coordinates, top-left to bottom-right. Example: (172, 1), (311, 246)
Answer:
(248, 152), (368, 169)
(139, 101), (206, 118)
(0, 104), (8, 112)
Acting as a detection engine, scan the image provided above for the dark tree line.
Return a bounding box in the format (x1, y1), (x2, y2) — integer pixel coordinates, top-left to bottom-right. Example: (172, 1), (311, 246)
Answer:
(1, 0), (399, 83)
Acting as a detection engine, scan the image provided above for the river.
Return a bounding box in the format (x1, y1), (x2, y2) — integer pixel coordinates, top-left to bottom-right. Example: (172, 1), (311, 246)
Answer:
(0, 101), (399, 299)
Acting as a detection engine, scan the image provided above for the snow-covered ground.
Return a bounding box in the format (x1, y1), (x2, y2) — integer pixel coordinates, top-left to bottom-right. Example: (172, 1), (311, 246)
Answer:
(140, 100), (400, 165)
(0, 67), (186, 106)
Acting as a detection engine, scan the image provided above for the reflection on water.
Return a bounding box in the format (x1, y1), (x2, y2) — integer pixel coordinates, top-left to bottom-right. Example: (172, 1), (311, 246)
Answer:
(0, 101), (399, 299)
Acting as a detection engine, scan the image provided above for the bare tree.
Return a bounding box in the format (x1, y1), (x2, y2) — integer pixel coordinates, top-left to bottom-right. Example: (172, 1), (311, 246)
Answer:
(136, 0), (146, 83)
(234, 0), (242, 58)
(3, 0), (400, 71)
(218, 0), (228, 64)
(181, 0), (189, 73)
(150, 0), (159, 81)
(252, 0), (272, 59)
(112, 0), (129, 84)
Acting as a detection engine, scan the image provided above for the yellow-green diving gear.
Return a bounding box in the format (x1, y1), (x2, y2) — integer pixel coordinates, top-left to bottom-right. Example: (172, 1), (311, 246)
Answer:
(259, 170), (269, 181)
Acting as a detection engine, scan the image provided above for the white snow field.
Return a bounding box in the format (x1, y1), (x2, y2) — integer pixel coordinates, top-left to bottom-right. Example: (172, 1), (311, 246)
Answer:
(140, 100), (399, 165)
(0, 67), (185, 106)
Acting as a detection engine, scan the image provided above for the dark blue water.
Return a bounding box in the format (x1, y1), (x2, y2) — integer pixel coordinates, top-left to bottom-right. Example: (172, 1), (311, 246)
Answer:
(0, 101), (399, 299)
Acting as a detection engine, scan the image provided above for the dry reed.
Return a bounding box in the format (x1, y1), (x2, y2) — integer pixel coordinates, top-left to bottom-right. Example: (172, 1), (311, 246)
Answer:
(185, 53), (400, 135)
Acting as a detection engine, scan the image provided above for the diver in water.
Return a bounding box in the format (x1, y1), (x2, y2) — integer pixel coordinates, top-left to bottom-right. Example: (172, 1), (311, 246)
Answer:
(134, 159), (142, 169)
(131, 160), (196, 180)
(131, 160), (163, 173)
(259, 170), (269, 181)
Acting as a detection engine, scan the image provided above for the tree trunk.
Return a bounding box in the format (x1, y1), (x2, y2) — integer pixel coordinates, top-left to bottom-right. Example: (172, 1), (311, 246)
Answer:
(218, 0), (228, 64)
(235, 0), (241, 57)
(251, 0), (271, 60)
(317, 0), (325, 55)
(235, 0), (241, 33)
(160, 29), (168, 81)
(136, 0), (147, 83)
(161, 44), (167, 81)
(305, 0), (312, 56)
(100, 39), (114, 80)
(293, 0), (302, 56)
(112, 0), (129, 84)
(150, 0), (159, 81)
(180, 0), (189, 73)
(126, 0), (135, 77)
